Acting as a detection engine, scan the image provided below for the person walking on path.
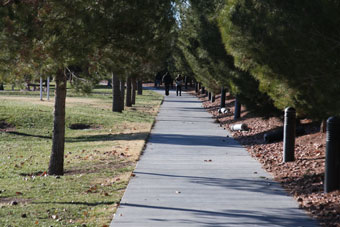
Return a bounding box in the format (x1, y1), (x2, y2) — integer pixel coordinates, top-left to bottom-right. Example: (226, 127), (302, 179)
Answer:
(162, 72), (172, 96)
(154, 71), (163, 88)
(175, 74), (183, 96)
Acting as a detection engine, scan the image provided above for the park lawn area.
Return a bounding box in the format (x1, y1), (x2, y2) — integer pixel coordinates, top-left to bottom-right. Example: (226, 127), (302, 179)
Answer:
(0, 87), (163, 226)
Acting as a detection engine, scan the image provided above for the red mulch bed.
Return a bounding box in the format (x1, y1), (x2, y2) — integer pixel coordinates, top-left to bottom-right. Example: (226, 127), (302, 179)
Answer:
(192, 91), (340, 227)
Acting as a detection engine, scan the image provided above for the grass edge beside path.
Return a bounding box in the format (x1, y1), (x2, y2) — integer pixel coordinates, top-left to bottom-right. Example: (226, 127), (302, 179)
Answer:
(0, 88), (163, 227)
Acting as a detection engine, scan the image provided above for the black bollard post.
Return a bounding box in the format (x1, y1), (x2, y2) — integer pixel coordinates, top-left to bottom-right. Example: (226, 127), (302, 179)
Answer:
(208, 92), (212, 100)
(185, 76), (188, 89)
(283, 107), (296, 162)
(201, 86), (205, 94)
(324, 117), (340, 193)
(211, 93), (215, 102)
(220, 86), (226, 108)
(234, 96), (241, 120)
(195, 82), (199, 93)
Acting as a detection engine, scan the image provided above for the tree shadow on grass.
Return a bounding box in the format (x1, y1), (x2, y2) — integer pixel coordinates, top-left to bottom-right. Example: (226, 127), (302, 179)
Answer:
(6, 131), (51, 139)
(66, 132), (149, 143)
(5, 131), (149, 143)
(33, 201), (117, 207)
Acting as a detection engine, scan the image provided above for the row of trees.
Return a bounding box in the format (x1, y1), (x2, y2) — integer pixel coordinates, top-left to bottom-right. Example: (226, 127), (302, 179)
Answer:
(0, 0), (175, 175)
(173, 0), (340, 122)
(2, 0), (338, 174)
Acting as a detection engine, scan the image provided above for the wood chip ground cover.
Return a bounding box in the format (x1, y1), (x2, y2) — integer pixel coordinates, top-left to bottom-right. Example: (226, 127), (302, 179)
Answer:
(0, 87), (162, 226)
(194, 91), (340, 227)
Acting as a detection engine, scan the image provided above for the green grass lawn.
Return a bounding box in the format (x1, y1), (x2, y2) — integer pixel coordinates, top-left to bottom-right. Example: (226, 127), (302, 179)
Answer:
(0, 86), (163, 226)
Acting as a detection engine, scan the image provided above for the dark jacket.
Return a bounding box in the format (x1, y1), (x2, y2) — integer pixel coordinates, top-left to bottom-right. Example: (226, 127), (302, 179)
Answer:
(162, 72), (172, 85)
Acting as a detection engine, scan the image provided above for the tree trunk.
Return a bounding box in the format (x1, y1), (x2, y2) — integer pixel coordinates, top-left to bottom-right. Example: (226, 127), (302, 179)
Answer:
(0, 83), (4, 90)
(48, 69), (67, 175)
(120, 78), (125, 110)
(131, 78), (137, 105)
(126, 76), (132, 107)
(195, 82), (199, 93)
(184, 76), (188, 89)
(211, 93), (215, 102)
(112, 74), (123, 112)
(220, 86), (226, 108)
(137, 80), (143, 95)
(321, 119), (327, 133)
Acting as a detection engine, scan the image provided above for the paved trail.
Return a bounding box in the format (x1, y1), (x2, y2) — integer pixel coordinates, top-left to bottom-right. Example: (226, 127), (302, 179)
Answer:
(110, 89), (318, 227)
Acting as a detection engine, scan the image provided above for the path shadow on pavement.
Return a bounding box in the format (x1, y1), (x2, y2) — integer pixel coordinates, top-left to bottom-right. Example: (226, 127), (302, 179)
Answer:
(133, 171), (283, 197)
(149, 133), (238, 147)
(164, 100), (202, 104)
(119, 203), (315, 227)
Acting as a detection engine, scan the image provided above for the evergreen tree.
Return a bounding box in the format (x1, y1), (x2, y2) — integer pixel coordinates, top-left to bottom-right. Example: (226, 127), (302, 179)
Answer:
(174, 0), (278, 115)
(1, 0), (175, 175)
(219, 0), (340, 120)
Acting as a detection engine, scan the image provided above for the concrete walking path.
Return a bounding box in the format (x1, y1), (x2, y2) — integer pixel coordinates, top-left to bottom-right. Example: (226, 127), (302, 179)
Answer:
(110, 89), (318, 226)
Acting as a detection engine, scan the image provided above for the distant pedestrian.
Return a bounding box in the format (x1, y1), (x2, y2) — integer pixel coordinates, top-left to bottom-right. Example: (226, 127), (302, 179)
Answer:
(175, 74), (183, 96)
(154, 71), (163, 87)
(162, 72), (172, 96)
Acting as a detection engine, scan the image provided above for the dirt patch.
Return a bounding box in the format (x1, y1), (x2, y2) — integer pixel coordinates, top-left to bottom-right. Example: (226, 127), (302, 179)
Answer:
(0, 120), (15, 132)
(192, 91), (340, 227)
(64, 160), (133, 176)
(69, 123), (91, 130)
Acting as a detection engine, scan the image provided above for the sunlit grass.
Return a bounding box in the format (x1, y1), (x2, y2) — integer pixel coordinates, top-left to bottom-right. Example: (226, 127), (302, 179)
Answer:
(0, 86), (162, 226)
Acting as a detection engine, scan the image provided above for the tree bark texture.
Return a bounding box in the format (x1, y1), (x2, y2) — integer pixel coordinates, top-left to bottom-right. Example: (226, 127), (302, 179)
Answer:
(137, 80), (143, 95)
(112, 74), (123, 112)
(220, 86), (226, 108)
(195, 82), (199, 93)
(321, 119), (327, 133)
(131, 78), (136, 105)
(48, 69), (67, 175)
(120, 78), (125, 111)
(0, 83), (4, 90)
(126, 76), (132, 107)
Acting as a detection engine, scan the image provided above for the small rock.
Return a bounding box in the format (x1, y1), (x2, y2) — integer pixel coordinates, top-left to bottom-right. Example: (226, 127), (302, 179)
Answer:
(10, 201), (18, 206)
(21, 214), (27, 218)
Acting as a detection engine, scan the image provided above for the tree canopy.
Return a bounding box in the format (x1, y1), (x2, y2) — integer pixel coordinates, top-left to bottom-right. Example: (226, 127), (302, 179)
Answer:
(218, 0), (340, 120)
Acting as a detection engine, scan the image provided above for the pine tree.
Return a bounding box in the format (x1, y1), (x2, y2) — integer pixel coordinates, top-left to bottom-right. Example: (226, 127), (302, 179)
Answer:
(174, 0), (278, 115)
(219, 0), (340, 120)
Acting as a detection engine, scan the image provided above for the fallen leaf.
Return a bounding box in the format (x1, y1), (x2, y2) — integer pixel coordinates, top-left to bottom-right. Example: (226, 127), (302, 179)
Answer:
(16, 192), (23, 195)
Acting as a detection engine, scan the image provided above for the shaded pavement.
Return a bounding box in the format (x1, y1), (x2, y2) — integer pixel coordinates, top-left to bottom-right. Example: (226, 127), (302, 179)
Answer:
(110, 88), (318, 227)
